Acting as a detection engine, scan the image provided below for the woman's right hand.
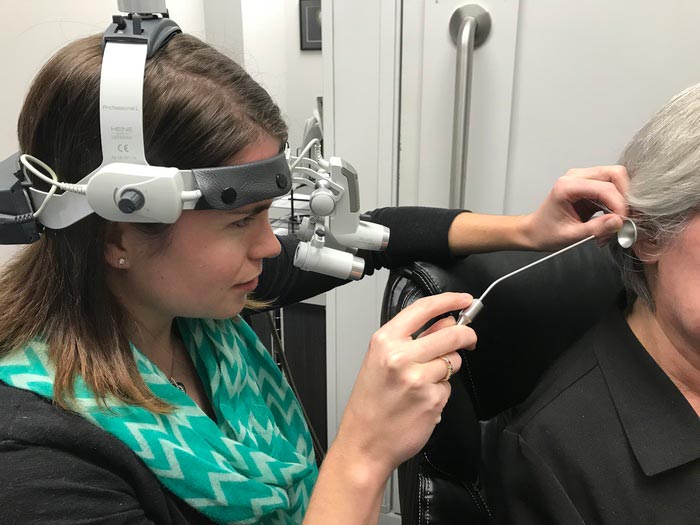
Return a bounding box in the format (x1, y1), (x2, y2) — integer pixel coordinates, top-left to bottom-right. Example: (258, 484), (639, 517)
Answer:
(332, 292), (476, 481)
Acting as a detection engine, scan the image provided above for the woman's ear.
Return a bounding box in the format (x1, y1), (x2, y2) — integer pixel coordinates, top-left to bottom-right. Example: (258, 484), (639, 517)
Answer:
(104, 222), (130, 270)
(632, 234), (661, 264)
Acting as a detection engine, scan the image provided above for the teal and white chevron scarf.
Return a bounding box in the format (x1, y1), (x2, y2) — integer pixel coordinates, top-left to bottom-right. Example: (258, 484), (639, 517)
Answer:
(0, 317), (318, 524)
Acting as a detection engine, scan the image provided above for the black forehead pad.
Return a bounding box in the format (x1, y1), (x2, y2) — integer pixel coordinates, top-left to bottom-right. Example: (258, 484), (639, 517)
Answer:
(192, 152), (291, 210)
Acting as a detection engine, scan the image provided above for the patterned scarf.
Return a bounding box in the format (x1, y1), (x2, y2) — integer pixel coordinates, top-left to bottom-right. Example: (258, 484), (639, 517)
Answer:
(0, 317), (318, 524)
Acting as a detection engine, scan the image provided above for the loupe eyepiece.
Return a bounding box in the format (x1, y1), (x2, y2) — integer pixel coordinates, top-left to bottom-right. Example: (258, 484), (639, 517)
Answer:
(294, 241), (365, 280)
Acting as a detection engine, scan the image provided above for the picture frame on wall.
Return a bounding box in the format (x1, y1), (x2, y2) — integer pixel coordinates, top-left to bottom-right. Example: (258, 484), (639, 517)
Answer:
(299, 0), (321, 51)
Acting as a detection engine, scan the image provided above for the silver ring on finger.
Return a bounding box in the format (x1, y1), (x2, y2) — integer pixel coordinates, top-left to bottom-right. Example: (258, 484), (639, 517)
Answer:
(439, 355), (453, 382)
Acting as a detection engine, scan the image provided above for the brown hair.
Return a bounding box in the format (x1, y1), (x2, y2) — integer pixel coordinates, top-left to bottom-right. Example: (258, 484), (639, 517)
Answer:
(0, 33), (287, 412)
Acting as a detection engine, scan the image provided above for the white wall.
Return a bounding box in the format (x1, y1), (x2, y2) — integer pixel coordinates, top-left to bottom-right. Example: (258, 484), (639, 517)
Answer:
(321, 0), (403, 518)
(503, 0), (700, 214)
(202, 0), (245, 64)
(241, 0), (323, 151)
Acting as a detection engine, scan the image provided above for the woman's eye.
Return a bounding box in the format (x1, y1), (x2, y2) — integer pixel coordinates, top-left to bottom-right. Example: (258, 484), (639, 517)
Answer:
(232, 216), (254, 228)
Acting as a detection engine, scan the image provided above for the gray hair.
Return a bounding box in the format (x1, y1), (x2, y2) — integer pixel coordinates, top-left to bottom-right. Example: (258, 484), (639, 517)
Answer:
(609, 83), (700, 310)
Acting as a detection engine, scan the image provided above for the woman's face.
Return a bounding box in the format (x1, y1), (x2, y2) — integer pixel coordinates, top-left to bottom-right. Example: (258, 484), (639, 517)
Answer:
(648, 212), (700, 349)
(117, 134), (282, 321)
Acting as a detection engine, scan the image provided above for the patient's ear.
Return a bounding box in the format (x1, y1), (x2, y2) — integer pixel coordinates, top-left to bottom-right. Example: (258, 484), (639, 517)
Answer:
(632, 234), (661, 264)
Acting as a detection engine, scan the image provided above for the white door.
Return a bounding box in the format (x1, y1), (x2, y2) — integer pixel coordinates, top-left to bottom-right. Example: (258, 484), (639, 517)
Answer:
(400, 0), (700, 214)
(400, 0), (520, 212)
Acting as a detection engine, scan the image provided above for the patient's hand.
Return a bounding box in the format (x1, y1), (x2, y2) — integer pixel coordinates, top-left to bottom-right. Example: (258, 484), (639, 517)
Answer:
(522, 165), (630, 251)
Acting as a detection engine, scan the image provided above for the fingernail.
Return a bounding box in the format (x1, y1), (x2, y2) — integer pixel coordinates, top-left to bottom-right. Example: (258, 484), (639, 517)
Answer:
(605, 217), (620, 233)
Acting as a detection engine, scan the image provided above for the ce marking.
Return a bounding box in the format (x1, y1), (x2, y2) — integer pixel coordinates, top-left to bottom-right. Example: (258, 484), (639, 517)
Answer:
(117, 143), (130, 153)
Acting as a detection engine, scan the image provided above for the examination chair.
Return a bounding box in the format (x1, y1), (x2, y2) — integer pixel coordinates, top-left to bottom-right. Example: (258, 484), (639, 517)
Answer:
(380, 241), (623, 524)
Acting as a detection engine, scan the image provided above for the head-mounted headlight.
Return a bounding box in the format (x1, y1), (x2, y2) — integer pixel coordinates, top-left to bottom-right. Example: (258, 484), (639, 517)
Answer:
(0, 0), (292, 241)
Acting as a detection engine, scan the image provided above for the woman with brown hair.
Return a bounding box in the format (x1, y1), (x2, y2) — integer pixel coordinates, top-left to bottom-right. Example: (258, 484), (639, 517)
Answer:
(0, 29), (628, 524)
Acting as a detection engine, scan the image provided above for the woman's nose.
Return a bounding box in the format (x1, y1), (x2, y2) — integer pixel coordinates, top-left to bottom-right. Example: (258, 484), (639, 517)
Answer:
(252, 216), (281, 260)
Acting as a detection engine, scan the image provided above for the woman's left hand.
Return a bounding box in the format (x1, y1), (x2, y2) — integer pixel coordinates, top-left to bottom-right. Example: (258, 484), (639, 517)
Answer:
(521, 165), (630, 251)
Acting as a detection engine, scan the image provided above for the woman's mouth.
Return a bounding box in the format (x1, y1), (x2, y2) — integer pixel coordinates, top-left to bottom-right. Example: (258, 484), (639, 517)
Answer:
(233, 276), (259, 291)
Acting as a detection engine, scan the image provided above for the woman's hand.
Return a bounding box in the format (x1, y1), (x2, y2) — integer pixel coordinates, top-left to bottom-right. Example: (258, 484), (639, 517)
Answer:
(447, 165), (630, 255)
(331, 292), (476, 481)
(305, 293), (475, 524)
(521, 165), (630, 251)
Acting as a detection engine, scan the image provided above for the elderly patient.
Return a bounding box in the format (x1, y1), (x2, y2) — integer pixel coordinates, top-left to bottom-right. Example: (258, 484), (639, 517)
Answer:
(486, 84), (700, 524)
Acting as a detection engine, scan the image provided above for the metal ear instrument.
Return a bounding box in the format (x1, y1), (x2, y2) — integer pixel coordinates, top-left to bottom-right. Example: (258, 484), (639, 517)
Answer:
(616, 217), (638, 248)
(456, 217), (638, 326)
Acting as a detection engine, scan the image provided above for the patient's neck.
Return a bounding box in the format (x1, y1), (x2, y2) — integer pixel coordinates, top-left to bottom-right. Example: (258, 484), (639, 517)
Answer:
(627, 299), (700, 416)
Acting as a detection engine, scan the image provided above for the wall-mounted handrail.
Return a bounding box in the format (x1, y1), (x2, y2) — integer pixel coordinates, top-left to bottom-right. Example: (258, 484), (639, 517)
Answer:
(449, 5), (491, 209)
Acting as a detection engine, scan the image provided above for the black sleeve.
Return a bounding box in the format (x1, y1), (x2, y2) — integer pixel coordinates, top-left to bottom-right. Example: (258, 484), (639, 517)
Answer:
(0, 439), (155, 525)
(254, 206), (464, 307)
(487, 429), (585, 525)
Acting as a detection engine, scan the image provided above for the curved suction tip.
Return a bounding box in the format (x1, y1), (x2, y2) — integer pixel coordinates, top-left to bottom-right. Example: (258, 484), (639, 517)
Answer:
(617, 218), (637, 248)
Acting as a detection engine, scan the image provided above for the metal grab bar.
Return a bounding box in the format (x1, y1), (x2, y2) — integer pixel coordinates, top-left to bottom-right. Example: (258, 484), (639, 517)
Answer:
(449, 5), (491, 209)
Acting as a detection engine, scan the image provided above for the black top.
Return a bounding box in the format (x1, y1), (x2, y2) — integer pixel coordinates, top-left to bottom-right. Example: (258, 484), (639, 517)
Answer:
(484, 304), (700, 524)
(0, 380), (211, 525)
(0, 206), (462, 524)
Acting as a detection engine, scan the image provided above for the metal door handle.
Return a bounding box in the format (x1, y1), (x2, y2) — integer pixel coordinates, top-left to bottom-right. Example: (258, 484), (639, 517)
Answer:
(449, 5), (491, 209)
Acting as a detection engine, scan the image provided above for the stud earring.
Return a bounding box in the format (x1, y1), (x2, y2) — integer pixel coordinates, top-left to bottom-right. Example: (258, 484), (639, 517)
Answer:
(118, 257), (126, 266)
